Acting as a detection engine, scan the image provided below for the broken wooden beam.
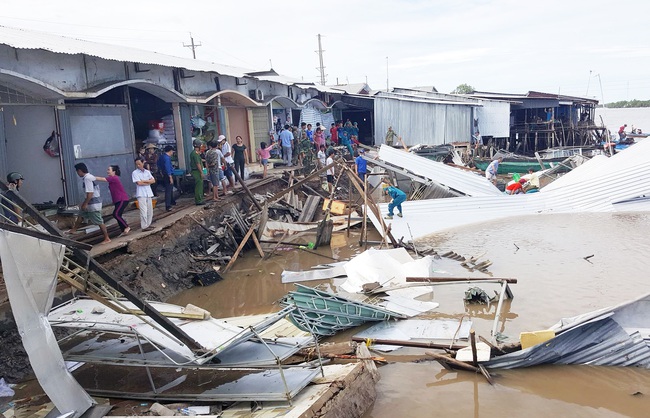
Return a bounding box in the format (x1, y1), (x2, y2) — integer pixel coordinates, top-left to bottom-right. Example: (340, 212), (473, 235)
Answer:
(406, 277), (518, 284)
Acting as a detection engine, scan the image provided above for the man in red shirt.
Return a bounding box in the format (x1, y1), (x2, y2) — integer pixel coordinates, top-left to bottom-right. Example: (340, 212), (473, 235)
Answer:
(330, 123), (338, 145)
(618, 124), (627, 140)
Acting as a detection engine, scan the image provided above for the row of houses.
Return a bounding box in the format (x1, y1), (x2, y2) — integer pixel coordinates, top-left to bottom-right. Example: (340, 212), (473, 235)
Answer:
(0, 25), (601, 208)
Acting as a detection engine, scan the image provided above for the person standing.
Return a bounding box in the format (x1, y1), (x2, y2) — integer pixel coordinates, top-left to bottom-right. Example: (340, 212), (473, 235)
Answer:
(385, 126), (398, 146)
(355, 148), (368, 184)
(190, 140), (205, 205)
(330, 123), (339, 145)
(325, 148), (335, 194)
(485, 156), (503, 185)
(206, 140), (228, 199)
(132, 157), (156, 230)
(143, 143), (159, 196)
(95, 165), (130, 235)
(70, 163), (111, 243)
(157, 145), (176, 211)
(382, 182), (406, 220)
(256, 141), (275, 178)
(232, 135), (248, 183)
(279, 124), (294, 166)
(314, 127), (325, 151)
(218, 135), (236, 189)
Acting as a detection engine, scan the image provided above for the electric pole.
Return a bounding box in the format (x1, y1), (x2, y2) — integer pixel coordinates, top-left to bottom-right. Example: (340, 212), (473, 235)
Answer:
(386, 56), (389, 92)
(316, 34), (327, 85)
(183, 33), (202, 59)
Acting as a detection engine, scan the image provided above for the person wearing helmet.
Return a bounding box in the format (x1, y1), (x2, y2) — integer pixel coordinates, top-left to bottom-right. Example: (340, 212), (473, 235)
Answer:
(2, 172), (24, 224)
(382, 181), (406, 220)
(190, 139), (205, 205)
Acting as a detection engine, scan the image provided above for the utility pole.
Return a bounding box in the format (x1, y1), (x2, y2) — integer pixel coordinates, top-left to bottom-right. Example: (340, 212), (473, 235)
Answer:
(316, 34), (327, 85)
(386, 56), (389, 92)
(183, 33), (202, 59)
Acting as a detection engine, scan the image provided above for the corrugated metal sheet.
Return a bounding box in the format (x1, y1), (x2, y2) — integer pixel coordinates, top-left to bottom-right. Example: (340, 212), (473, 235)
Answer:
(373, 95), (473, 146)
(485, 292), (650, 369)
(0, 25), (252, 77)
(369, 140), (650, 240)
(475, 100), (510, 138)
(378, 145), (501, 197)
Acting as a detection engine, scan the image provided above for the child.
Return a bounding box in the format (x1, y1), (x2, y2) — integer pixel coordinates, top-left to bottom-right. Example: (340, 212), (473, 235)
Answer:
(95, 165), (131, 236)
(256, 141), (275, 178)
(325, 148), (335, 194)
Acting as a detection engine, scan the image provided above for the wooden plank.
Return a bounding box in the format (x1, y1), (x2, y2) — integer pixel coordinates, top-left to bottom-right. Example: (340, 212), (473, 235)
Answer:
(322, 198), (348, 216)
(250, 231), (265, 258)
(298, 195), (321, 223)
(406, 277), (518, 284)
(222, 224), (256, 273)
(231, 165), (263, 212)
(268, 162), (335, 204)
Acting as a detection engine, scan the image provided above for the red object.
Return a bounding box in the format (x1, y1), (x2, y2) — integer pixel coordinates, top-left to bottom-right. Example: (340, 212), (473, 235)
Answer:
(148, 120), (164, 131)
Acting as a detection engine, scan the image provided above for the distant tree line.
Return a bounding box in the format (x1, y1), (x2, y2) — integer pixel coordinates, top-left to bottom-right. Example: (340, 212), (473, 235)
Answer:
(606, 100), (650, 108)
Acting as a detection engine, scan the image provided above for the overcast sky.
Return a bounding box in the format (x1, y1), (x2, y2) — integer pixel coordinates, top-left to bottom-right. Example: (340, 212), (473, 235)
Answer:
(1, 0), (649, 103)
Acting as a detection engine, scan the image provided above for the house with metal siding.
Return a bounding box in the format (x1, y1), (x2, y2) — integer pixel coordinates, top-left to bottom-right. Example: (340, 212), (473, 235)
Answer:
(0, 25), (340, 206)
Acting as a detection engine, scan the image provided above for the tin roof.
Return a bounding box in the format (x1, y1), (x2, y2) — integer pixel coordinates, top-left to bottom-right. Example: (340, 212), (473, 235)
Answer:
(369, 139), (650, 240)
(0, 25), (255, 78)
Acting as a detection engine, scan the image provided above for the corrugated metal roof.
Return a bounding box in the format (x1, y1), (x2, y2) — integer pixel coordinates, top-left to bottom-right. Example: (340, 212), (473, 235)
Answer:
(378, 145), (502, 197)
(485, 292), (650, 369)
(0, 25), (254, 78)
(369, 140), (650, 240)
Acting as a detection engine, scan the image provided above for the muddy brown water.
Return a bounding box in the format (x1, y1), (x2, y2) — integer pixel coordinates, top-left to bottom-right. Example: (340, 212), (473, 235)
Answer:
(170, 212), (650, 417)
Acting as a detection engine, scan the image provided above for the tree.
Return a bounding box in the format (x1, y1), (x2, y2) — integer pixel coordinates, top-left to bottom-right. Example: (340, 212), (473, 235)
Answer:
(451, 84), (475, 94)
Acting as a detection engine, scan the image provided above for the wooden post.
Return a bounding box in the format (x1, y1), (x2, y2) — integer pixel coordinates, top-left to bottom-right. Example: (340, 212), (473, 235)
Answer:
(470, 330), (478, 367)
(361, 173), (368, 249)
(346, 175), (352, 237)
(231, 166), (263, 212)
(223, 223), (256, 273)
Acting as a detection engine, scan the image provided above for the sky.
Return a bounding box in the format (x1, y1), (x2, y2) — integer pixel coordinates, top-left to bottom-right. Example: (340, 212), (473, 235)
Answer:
(1, 0), (649, 103)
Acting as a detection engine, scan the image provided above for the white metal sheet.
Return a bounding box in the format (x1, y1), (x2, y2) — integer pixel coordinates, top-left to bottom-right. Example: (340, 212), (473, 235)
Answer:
(378, 145), (502, 196)
(354, 319), (472, 341)
(370, 140), (650, 240)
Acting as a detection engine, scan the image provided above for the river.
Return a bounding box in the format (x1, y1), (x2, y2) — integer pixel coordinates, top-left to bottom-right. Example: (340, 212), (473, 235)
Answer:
(171, 211), (650, 418)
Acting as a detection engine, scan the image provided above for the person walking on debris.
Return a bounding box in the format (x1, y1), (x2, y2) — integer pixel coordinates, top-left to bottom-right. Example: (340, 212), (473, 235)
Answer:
(256, 141), (275, 179)
(95, 165), (131, 235)
(232, 135), (248, 183)
(218, 135), (237, 190)
(156, 145), (177, 211)
(2, 172), (24, 224)
(132, 157), (156, 231)
(485, 156), (503, 186)
(70, 163), (111, 243)
(382, 181), (406, 220)
(279, 124), (294, 166)
(190, 140), (205, 206)
(355, 148), (368, 185)
(206, 140), (229, 198)
(385, 126), (398, 146)
(325, 148), (335, 194)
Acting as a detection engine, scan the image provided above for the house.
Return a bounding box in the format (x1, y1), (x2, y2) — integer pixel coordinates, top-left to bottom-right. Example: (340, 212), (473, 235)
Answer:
(0, 25), (341, 206)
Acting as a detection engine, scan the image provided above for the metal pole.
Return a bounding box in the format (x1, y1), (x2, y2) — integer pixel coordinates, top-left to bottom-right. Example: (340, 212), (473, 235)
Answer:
(491, 280), (508, 339)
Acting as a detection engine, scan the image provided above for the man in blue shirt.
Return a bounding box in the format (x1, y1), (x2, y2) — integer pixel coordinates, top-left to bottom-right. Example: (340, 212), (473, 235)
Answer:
(279, 124), (294, 166)
(355, 148), (368, 184)
(157, 145), (176, 211)
(382, 182), (407, 220)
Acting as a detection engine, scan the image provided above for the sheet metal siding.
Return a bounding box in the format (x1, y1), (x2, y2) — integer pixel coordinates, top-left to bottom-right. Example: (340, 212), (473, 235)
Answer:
(378, 145), (501, 197)
(369, 140), (650, 240)
(475, 101), (510, 138)
(374, 98), (471, 146)
(0, 25), (251, 78)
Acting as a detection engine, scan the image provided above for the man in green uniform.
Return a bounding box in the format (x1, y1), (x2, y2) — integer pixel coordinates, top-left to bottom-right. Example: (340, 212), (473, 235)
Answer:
(385, 126), (398, 146)
(299, 133), (315, 175)
(190, 140), (205, 205)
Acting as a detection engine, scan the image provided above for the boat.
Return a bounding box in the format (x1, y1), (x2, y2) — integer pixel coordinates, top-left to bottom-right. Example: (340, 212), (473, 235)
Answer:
(473, 147), (591, 174)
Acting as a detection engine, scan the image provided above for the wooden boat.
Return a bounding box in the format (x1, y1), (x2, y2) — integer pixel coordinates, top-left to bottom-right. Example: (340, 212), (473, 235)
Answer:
(474, 147), (590, 174)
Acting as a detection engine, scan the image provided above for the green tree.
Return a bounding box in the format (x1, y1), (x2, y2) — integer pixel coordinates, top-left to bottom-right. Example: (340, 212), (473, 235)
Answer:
(451, 83), (475, 94)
